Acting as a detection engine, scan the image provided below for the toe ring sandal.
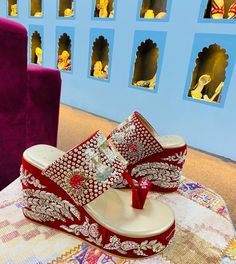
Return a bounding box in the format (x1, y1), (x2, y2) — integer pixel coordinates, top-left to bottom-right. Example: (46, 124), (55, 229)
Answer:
(21, 131), (175, 259)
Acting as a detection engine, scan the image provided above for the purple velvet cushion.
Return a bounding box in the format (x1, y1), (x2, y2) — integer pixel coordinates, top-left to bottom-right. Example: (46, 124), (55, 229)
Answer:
(0, 18), (61, 190)
(0, 17), (27, 35)
(26, 65), (61, 148)
(0, 18), (27, 190)
(0, 18), (27, 112)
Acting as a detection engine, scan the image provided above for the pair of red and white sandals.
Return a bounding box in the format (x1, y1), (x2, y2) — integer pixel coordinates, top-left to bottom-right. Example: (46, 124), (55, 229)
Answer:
(21, 112), (187, 259)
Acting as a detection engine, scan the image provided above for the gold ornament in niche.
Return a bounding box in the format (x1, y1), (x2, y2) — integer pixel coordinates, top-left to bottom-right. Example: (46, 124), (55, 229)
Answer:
(140, 0), (167, 19)
(30, 0), (43, 17)
(94, 0), (114, 18)
(132, 39), (158, 90)
(188, 44), (228, 103)
(90, 36), (109, 80)
(58, 0), (74, 17)
(8, 0), (17, 16)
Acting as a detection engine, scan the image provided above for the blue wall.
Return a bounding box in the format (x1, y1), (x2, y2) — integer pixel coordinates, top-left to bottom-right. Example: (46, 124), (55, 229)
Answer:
(1, 0), (236, 161)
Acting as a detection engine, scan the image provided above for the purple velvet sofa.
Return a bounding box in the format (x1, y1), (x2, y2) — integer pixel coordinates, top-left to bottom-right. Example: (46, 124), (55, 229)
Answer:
(0, 18), (61, 190)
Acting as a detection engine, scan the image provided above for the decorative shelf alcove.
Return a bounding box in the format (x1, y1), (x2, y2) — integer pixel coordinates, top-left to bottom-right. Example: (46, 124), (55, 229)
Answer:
(58, 0), (74, 17)
(204, 0), (236, 19)
(90, 36), (109, 80)
(93, 0), (114, 18)
(57, 33), (72, 71)
(188, 44), (228, 103)
(30, 0), (43, 17)
(140, 0), (167, 19)
(8, 0), (18, 16)
(30, 31), (42, 65)
(131, 39), (158, 89)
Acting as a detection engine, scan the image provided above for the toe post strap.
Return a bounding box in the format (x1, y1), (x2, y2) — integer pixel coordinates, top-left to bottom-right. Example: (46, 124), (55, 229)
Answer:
(122, 170), (151, 209)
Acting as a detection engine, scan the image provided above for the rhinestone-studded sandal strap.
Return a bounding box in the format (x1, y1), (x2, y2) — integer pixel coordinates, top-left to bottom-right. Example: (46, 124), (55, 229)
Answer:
(110, 112), (164, 165)
(42, 131), (127, 207)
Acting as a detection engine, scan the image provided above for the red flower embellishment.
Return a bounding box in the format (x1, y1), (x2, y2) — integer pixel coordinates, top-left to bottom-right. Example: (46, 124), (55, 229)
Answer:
(70, 174), (84, 188)
(129, 143), (138, 153)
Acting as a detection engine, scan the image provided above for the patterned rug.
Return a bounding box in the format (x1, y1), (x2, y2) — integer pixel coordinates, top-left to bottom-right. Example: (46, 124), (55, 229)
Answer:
(0, 178), (235, 264)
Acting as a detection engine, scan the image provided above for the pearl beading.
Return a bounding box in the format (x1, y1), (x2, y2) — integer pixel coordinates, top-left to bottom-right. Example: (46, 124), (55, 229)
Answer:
(110, 113), (163, 164)
(42, 131), (127, 206)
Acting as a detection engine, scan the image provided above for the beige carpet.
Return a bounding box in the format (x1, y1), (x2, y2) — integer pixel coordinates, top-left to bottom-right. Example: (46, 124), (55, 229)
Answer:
(58, 104), (236, 228)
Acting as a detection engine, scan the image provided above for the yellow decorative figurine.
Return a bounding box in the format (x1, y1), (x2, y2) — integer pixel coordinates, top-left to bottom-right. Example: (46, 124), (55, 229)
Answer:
(191, 74), (211, 99)
(109, 2), (114, 18)
(156, 12), (167, 19)
(35, 47), (42, 65)
(134, 75), (156, 89)
(64, 8), (74, 17)
(103, 65), (109, 79)
(93, 61), (104, 78)
(144, 9), (155, 19)
(97, 0), (109, 18)
(203, 82), (224, 102)
(210, 0), (224, 19)
(58, 50), (71, 71)
(109, 10), (114, 18)
(10, 4), (17, 16)
(34, 12), (43, 17)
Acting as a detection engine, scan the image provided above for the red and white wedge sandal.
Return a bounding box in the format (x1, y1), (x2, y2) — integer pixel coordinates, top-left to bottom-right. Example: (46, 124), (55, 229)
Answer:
(21, 131), (175, 259)
(109, 112), (187, 192)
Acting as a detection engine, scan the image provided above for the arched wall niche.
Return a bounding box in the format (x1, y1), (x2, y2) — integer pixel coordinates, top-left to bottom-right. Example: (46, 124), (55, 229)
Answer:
(204, 0), (236, 19)
(58, 0), (74, 17)
(31, 31), (42, 64)
(57, 33), (72, 71)
(132, 39), (158, 89)
(188, 44), (228, 103)
(90, 36), (109, 79)
(140, 0), (167, 18)
(8, 0), (17, 16)
(94, 0), (114, 18)
(30, 0), (42, 17)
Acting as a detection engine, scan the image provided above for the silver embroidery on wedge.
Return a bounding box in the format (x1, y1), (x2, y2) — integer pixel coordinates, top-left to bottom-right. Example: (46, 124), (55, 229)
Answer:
(131, 162), (181, 189)
(22, 189), (81, 222)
